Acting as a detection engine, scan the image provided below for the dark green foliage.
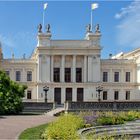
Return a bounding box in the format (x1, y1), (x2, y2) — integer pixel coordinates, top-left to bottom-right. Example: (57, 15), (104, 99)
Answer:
(0, 71), (27, 114)
(97, 116), (125, 125)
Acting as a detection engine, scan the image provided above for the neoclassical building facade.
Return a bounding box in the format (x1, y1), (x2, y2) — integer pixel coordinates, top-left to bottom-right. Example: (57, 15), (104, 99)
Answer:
(0, 25), (139, 104)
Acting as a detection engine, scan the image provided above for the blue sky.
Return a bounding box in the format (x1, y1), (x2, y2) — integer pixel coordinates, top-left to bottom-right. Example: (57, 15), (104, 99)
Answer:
(0, 1), (139, 59)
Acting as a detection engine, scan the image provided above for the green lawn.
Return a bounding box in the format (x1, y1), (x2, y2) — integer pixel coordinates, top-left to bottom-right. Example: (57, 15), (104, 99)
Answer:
(19, 123), (48, 140)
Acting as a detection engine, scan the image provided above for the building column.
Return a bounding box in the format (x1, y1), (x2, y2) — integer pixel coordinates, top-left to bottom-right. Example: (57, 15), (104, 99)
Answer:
(121, 69), (124, 83)
(72, 55), (76, 82)
(38, 54), (42, 82)
(11, 68), (15, 81)
(110, 69), (113, 82)
(61, 87), (65, 103)
(51, 55), (54, 82)
(22, 68), (26, 82)
(88, 55), (92, 82)
(133, 69), (136, 83)
(61, 55), (65, 82)
(72, 87), (77, 102)
(84, 55), (87, 82)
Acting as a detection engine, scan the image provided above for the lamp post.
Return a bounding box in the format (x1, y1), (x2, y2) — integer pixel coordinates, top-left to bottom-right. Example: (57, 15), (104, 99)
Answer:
(96, 86), (103, 102)
(43, 86), (49, 103)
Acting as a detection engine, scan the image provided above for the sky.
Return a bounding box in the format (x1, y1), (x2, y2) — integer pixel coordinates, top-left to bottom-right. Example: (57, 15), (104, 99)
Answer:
(0, 0), (139, 59)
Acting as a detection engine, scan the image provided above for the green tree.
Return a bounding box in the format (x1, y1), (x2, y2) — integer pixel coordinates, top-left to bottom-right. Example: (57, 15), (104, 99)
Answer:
(0, 71), (27, 114)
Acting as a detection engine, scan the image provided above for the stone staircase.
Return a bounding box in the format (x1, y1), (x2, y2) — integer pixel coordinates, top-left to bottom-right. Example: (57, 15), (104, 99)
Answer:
(45, 107), (65, 116)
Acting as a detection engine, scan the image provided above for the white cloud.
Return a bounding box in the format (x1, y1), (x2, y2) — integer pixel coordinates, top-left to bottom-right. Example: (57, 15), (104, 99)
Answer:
(115, 0), (140, 48)
(0, 34), (15, 48)
(0, 32), (36, 58)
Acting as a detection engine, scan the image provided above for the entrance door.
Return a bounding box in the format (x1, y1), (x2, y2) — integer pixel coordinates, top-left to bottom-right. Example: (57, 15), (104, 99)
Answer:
(77, 88), (83, 102)
(66, 88), (72, 102)
(54, 88), (61, 104)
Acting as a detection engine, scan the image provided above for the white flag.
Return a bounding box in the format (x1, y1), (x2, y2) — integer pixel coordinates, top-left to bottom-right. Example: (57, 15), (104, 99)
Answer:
(91, 3), (99, 10)
(44, 3), (48, 10)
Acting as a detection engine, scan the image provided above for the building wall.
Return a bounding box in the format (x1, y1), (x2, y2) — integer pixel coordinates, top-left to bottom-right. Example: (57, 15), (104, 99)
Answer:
(0, 32), (140, 103)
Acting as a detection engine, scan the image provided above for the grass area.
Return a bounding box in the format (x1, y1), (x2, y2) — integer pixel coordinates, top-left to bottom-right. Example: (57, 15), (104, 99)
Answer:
(19, 123), (48, 140)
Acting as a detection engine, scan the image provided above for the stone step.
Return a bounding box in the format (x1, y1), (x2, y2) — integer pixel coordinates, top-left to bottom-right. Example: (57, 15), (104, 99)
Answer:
(45, 107), (65, 116)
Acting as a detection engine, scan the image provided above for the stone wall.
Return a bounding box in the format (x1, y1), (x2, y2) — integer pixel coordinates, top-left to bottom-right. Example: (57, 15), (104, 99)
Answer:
(65, 101), (140, 111)
(23, 102), (53, 112)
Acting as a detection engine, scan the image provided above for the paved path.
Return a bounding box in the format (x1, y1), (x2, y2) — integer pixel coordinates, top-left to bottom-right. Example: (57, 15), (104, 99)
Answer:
(0, 114), (56, 139)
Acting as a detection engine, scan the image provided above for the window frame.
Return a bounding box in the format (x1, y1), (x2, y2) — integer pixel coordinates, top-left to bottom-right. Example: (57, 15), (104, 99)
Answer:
(114, 72), (119, 82)
(126, 91), (130, 100)
(126, 72), (130, 82)
(27, 90), (32, 99)
(27, 71), (32, 81)
(16, 71), (21, 81)
(114, 91), (119, 100)
(103, 91), (107, 100)
(53, 68), (60, 82)
(65, 68), (71, 82)
(76, 68), (82, 83)
(103, 72), (108, 82)
(5, 71), (10, 77)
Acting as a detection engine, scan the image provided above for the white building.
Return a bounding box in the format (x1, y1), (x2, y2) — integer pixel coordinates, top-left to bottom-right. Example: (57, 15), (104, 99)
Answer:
(0, 25), (139, 104)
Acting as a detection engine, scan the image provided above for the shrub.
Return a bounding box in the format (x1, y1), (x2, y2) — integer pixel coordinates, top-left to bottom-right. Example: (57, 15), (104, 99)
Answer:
(81, 111), (140, 127)
(0, 71), (27, 114)
(96, 115), (126, 125)
(42, 114), (84, 140)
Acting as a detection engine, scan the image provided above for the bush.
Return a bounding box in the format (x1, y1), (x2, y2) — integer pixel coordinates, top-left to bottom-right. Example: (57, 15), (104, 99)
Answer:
(97, 116), (125, 125)
(97, 116), (114, 125)
(42, 114), (84, 140)
(96, 111), (140, 125)
(0, 71), (27, 114)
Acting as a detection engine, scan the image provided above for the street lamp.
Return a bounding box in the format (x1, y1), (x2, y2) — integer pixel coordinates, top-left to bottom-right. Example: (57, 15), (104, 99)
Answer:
(96, 86), (103, 102)
(43, 86), (49, 103)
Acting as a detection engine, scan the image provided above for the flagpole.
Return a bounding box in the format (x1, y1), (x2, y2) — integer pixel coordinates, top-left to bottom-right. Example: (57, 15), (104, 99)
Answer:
(91, 8), (93, 32)
(43, 10), (45, 32)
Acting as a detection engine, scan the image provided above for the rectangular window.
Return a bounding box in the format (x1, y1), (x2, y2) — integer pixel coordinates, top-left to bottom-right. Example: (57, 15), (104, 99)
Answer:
(103, 91), (107, 100)
(65, 68), (71, 82)
(103, 72), (108, 82)
(76, 68), (82, 82)
(126, 72), (130, 82)
(27, 71), (32, 81)
(53, 68), (60, 82)
(16, 71), (21, 81)
(114, 72), (119, 82)
(54, 88), (61, 104)
(66, 88), (72, 101)
(77, 88), (83, 101)
(27, 90), (32, 99)
(126, 91), (130, 100)
(5, 71), (10, 76)
(114, 91), (119, 100)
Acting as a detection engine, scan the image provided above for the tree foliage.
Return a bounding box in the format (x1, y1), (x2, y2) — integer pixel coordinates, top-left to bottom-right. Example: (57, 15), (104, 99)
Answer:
(0, 71), (27, 114)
